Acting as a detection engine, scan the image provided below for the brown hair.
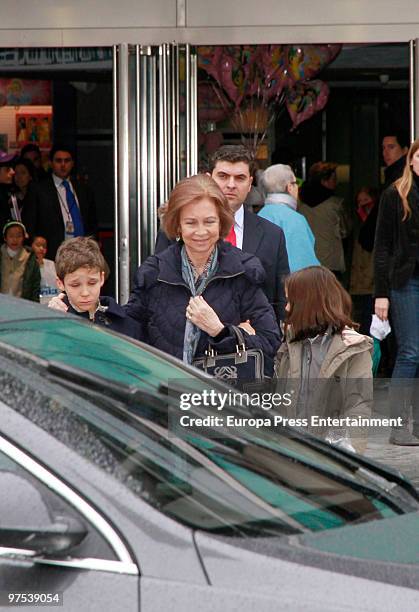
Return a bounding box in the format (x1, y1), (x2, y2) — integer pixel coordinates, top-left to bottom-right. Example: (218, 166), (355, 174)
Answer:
(162, 174), (234, 240)
(209, 145), (255, 174)
(55, 236), (106, 280)
(308, 161), (338, 183)
(285, 266), (357, 341)
(395, 138), (419, 221)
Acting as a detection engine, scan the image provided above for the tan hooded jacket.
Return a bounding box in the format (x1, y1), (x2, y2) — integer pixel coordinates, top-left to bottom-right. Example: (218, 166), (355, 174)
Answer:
(275, 328), (373, 452)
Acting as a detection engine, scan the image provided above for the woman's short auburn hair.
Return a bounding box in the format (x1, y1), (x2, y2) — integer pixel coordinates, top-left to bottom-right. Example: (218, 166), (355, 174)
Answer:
(285, 266), (357, 341)
(162, 174), (234, 240)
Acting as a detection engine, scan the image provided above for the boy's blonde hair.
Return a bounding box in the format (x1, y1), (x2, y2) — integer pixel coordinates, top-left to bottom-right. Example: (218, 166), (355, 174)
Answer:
(55, 237), (105, 280)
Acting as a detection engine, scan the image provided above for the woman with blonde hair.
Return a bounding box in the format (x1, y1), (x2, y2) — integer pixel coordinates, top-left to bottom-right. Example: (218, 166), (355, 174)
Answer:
(374, 138), (419, 445)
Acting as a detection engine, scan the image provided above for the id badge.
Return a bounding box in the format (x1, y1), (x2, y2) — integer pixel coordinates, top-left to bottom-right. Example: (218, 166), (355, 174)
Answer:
(65, 220), (74, 236)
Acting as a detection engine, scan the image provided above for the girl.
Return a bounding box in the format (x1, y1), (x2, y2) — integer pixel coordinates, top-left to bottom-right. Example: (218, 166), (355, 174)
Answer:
(0, 221), (40, 301)
(374, 138), (419, 445)
(275, 266), (373, 453)
(31, 235), (58, 304)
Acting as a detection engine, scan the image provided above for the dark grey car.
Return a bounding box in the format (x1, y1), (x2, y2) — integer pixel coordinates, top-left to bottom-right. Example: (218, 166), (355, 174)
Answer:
(1, 296), (419, 611)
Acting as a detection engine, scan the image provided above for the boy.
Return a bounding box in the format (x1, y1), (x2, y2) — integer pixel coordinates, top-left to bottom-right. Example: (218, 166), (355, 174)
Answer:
(54, 236), (142, 340)
(1, 221), (40, 301)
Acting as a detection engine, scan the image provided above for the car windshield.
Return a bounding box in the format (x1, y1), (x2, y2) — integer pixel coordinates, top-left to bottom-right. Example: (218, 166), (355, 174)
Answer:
(0, 313), (407, 538)
(0, 316), (191, 393)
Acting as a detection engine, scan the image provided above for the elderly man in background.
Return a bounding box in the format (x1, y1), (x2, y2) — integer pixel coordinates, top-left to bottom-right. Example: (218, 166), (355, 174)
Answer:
(258, 164), (319, 273)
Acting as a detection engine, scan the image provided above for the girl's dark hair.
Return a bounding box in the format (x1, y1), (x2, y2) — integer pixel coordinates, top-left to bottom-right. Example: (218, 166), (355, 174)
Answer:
(14, 157), (36, 179)
(285, 266), (358, 341)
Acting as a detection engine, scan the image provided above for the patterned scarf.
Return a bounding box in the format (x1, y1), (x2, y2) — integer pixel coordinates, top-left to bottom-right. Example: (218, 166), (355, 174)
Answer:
(181, 244), (218, 364)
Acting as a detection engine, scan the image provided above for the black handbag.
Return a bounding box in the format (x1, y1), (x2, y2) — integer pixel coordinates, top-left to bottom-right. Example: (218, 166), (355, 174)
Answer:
(193, 325), (264, 384)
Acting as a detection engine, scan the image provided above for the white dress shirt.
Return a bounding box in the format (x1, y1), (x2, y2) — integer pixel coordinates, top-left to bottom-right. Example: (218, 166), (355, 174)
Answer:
(233, 205), (244, 249)
(52, 174), (81, 238)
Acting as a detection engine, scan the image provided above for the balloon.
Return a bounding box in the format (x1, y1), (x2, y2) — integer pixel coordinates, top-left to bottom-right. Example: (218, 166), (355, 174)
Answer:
(217, 50), (246, 107)
(197, 46), (223, 82)
(285, 44), (342, 83)
(198, 45), (260, 109)
(260, 44), (288, 102)
(286, 80), (329, 128)
(197, 81), (231, 122)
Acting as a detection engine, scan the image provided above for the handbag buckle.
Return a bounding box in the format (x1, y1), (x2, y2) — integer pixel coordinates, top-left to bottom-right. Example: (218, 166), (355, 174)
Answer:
(236, 342), (246, 354)
(205, 346), (216, 368)
(235, 343), (248, 364)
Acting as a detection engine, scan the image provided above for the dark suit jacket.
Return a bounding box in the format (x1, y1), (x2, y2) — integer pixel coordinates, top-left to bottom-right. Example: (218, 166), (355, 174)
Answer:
(155, 208), (289, 323)
(23, 175), (97, 260)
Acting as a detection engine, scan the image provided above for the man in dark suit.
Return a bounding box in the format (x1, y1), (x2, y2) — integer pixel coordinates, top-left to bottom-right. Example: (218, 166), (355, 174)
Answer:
(382, 130), (409, 188)
(24, 145), (97, 260)
(156, 145), (289, 324)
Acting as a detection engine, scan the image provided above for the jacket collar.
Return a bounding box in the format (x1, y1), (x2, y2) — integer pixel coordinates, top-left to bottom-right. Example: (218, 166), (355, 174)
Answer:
(319, 330), (372, 376)
(282, 328), (372, 378)
(265, 192), (298, 210)
(64, 295), (127, 320)
(156, 240), (247, 285)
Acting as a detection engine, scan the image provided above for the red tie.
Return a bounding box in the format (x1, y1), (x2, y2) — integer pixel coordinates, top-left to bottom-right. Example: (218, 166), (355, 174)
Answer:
(225, 225), (237, 247)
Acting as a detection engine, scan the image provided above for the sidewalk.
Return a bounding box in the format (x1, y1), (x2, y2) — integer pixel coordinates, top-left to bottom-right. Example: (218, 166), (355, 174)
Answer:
(364, 385), (419, 490)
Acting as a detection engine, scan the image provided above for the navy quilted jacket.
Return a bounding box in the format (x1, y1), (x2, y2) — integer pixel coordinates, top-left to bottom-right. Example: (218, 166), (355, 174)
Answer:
(125, 240), (281, 375)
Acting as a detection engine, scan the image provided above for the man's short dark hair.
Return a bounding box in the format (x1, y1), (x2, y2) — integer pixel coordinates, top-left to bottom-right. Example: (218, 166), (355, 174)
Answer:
(383, 129), (410, 149)
(209, 145), (255, 173)
(20, 143), (41, 158)
(49, 144), (74, 162)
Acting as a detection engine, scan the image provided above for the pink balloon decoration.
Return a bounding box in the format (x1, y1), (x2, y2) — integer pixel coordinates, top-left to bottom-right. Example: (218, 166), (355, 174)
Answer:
(197, 46), (223, 82)
(286, 80), (330, 128)
(260, 45), (288, 102)
(285, 44), (341, 83)
(216, 50), (247, 107)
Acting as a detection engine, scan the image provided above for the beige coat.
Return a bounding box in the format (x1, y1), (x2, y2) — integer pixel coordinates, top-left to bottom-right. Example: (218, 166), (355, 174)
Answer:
(275, 328), (373, 453)
(299, 196), (349, 272)
(350, 239), (374, 295)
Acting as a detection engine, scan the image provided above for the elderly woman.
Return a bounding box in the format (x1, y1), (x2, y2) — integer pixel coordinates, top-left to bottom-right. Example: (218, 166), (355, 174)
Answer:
(125, 174), (280, 374)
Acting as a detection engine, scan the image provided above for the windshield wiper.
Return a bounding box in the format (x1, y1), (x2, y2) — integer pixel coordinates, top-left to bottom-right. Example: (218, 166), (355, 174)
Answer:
(46, 360), (170, 410)
(277, 426), (419, 503)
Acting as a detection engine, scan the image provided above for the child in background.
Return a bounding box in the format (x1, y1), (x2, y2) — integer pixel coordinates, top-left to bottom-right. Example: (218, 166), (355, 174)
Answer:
(275, 266), (373, 454)
(0, 221), (40, 301)
(31, 235), (59, 304)
(53, 236), (142, 340)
